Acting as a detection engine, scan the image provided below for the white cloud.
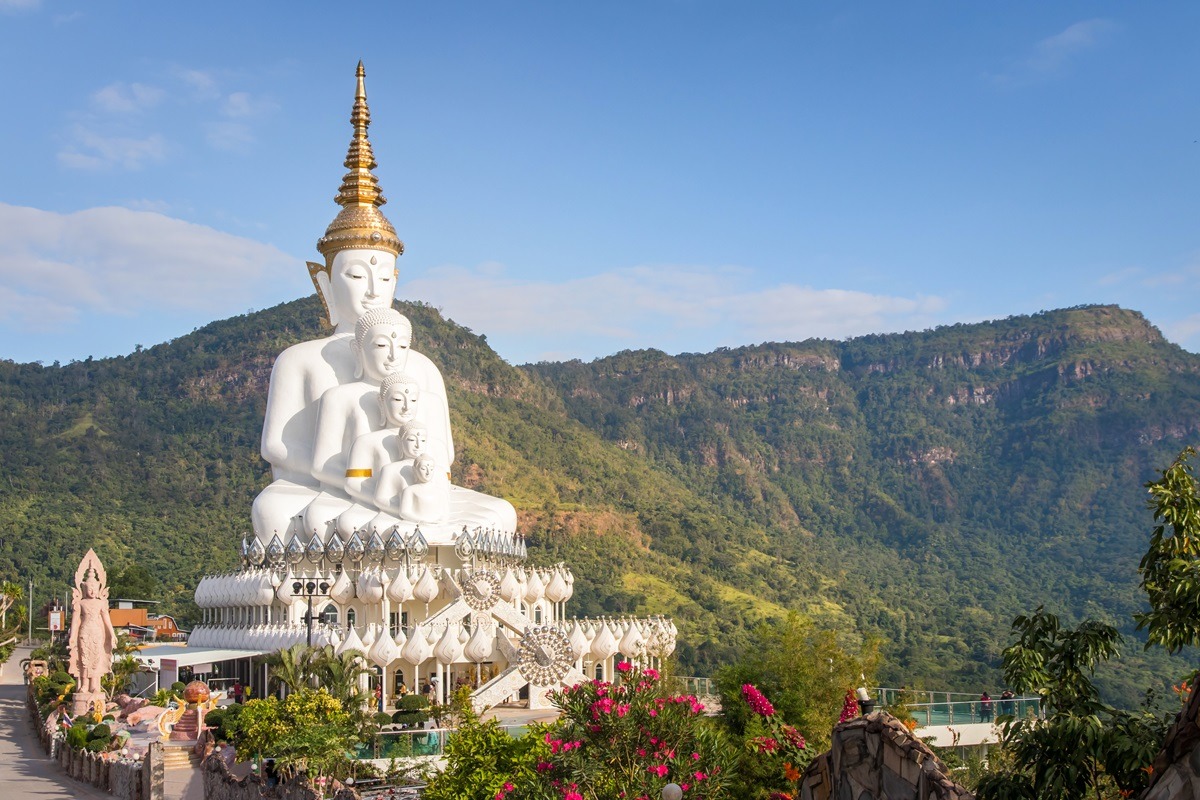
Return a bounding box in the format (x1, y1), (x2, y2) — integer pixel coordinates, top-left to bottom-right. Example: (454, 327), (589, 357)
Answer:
(222, 91), (277, 118)
(91, 82), (165, 114)
(0, 0), (41, 11)
(401, 263), (947, 362)
(1096, 266), (1142, 287)
(1166, 313), (1200, 349)
(205, 121), (254, 152)
(1142, 261), (1200, 288)
(178, 69), (220, 100)
(0, 203), (294, 329)
(58, 128), (166, 170)
(992, 19), (1116, 85)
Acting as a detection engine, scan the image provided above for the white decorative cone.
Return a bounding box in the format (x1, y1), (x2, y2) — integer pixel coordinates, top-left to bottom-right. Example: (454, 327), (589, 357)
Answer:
(337, 625), (366, 656)
(401, 626), (432, 665)
(387, 566), (413, 603)
(568, 620), (589, 661)
(545, 569), (568, 603)
(590, 620), (619, 662)
(369, 626), (398, 667)
(434, 623), (464, 664)
(413, 566), (439, 605)
(329, 570), (354, 604)
(500, 569), (520, 605)
(358, 569), (384, 604)
(464, 622), (493, 663)
(523, 569), (545, 605)
(618, 620), (645, 658)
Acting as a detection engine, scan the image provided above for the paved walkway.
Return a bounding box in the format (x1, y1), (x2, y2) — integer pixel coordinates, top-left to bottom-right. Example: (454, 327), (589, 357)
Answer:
(0, 646), (112, 800)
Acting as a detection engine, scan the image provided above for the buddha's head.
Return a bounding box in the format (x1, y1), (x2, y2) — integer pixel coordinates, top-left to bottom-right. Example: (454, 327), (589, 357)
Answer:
(398, 420), (429, 458)
(379, 372), (421, 427)
(353, 308), (412, 382)
(412, 453), (437, 484)
(307, 62), (404, 332)
(311, 249), (397, 331)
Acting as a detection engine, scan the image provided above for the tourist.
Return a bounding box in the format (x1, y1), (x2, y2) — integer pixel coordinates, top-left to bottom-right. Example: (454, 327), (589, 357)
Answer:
(979, 691), (993, 722)
(232, 680), (244, 704)
(1000, 689), (1015, 717)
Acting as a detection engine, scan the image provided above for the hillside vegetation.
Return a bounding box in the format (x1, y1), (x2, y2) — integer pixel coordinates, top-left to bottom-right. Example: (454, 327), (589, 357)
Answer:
(1, 300), (1197, 704)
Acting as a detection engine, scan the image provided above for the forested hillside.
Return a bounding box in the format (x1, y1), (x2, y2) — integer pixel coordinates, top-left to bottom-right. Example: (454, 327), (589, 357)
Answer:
(1, 300), (1197, 704)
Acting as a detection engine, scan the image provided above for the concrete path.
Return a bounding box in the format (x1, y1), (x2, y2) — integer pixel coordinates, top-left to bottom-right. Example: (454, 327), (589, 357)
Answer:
(0, 646), (112, 800)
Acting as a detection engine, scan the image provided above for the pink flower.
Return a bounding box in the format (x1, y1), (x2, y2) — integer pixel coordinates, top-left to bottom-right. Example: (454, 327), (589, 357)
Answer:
(617, 661), (633, 673)
(564, 792), (583, 800)
(644, 668), (660, 680)
(694, 771), (707, 781)
(647, 764), (669, 778)
(742, 684), (776, 716)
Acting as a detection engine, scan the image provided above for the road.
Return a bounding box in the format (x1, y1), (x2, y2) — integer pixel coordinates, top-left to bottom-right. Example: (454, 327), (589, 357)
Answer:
(0, 646), (112, 799)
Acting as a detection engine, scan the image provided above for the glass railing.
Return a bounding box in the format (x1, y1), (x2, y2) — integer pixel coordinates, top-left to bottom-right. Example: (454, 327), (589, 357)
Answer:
(873, 688), (1042, 727)
(358, 724), (532, 760)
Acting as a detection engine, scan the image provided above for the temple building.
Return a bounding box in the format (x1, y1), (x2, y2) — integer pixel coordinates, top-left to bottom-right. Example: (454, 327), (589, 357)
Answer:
(187, 63), (674, 710)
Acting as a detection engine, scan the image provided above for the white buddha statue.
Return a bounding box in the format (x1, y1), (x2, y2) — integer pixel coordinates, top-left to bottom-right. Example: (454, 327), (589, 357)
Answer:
(301, 308), (416, 535)
(372, 420), (434, 513)
(343, 379), (449, 515)
(251, 62), (450, 545)
(399, 454), (451, 524)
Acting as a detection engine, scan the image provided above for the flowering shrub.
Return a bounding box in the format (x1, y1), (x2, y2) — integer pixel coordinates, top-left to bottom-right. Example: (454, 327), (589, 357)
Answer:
(837, 691), (859, 724)
(733, 684), (810, 800)
(516, 662), (736, 800)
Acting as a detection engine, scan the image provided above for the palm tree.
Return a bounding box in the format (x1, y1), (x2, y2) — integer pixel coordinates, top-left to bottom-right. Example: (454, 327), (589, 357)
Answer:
(310, 646), (372, 707)
(266, 644), (319, 695)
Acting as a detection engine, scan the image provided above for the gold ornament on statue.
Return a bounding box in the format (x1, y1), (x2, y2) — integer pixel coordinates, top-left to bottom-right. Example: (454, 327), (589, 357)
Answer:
(309, 61), (405, 323)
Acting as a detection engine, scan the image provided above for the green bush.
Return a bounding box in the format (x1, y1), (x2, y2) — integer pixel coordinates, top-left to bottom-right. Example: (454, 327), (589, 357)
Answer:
(84, 738), (108, 753)
(171, 681), (187, 693)
(50, 670), (73, 685)
(374, 711), (393, 726)
(88, 723), (112, 741)
(66, 724), (89, 749)
(397, 694), (429, 711)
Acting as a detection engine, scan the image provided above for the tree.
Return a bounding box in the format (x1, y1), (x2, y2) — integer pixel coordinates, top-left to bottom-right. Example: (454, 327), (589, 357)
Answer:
(422, 691), (548, 800)
(714, 612), (879, 751)
(975, 448), (1200, 799)
(1135, 446), (1200, 653)
(975, 608), (1141, 799)
(233, 688), (358, 782)
(265, 644), (317, 695)
(108, 565), (158, 600)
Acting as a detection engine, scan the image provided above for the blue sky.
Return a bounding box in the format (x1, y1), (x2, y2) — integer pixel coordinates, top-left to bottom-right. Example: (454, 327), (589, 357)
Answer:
(1, 2), (1196, 366)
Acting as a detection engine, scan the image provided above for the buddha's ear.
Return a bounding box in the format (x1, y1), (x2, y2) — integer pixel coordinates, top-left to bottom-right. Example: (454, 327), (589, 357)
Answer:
(308, 261), (337, 328)
(351, 339), (364, 380)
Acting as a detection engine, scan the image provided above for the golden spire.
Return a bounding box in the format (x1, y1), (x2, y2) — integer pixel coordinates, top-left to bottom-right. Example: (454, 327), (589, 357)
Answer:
(316, 61), (403, 260)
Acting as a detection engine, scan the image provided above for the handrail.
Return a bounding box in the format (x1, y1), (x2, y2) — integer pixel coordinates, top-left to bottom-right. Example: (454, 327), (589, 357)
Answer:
(156, 703), (186, 740)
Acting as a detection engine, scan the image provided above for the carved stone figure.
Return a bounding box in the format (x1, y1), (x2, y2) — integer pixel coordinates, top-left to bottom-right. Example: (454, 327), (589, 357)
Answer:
(68, 549), (117, 715)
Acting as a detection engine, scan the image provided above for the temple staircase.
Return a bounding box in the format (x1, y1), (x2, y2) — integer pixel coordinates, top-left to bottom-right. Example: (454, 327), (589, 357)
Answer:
(161, 745), (202, 771)
(168, 708), (201, 742)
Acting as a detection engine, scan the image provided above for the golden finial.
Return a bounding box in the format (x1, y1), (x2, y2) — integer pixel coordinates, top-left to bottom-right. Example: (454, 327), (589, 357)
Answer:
(315, 61), (404, 261)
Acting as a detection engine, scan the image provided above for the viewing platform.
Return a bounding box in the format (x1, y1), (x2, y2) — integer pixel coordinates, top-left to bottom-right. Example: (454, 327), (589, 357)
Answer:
(875, 687), (1043, 750)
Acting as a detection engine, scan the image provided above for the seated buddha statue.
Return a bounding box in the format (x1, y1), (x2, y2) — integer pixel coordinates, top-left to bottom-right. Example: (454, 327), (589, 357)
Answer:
(252, 63), (450, 545)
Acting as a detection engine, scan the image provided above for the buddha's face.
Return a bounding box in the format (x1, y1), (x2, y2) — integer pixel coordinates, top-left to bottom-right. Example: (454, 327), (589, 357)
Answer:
(400, 425), (428, 458)
(361, 324), (411, 383)
(414, 455), (437, 483)
(383, 382), (420, 427)
(325, 249), (397, 328)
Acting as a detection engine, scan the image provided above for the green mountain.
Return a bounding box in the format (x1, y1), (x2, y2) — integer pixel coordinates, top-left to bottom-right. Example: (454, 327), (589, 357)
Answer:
(1, 301), (1197, 704)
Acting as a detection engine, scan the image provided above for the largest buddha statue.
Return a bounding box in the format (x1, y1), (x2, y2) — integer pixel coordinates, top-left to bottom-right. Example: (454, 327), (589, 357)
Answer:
(252, 63), (512, 550)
